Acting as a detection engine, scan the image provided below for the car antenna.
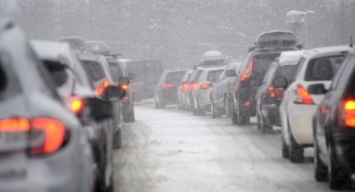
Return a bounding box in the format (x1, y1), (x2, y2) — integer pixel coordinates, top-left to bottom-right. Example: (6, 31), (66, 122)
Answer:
(350, 35), (353, 48)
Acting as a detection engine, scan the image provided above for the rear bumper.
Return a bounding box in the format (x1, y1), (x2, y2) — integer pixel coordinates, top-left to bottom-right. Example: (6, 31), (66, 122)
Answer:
(261, 103), (280, 126)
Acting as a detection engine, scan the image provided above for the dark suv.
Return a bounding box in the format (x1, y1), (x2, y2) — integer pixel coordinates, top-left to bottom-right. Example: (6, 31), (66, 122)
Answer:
(227, 31), (299, 125)
(313, 48), (355, 190)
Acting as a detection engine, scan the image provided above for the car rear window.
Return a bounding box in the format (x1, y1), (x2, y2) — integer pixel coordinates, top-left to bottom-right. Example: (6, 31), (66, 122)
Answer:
(305, 55), (345, 81)
(207, 70), (223, 83)
(108, 62), (124, 83)
(166, 71), (185, 84)
(274, 64), (299, 82)
(82, 60), (105, 83)
(252, 53), (280, 82)
(43, 60), (69, 88)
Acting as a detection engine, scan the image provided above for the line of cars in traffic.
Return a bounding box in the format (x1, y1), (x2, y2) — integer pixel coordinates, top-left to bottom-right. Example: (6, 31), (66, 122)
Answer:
(155, 30), (355, 190)
(0, 19), (136, 192)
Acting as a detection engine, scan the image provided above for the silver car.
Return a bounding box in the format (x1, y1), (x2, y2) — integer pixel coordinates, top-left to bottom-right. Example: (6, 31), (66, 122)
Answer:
(191, 67), (225, 115)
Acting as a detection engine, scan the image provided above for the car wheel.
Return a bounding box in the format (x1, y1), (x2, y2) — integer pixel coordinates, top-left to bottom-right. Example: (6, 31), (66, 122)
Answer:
(113, 129), (121, 149)
(282, 136), (289, 159)
(314, 140), (328, 182)
(211, 98), (219, 118)
(261, 115), (272, 134)
(236, 102), (249, 125)
(328, 145), (351, 190)
(289, 132), (304, 163)
(224, 97), (231, 117)
(257, 113), (262, 132)
(123, 107), (135, 122)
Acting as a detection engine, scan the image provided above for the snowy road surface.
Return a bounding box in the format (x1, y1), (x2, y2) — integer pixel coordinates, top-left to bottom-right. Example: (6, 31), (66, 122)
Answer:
(114, 101), (348, 192)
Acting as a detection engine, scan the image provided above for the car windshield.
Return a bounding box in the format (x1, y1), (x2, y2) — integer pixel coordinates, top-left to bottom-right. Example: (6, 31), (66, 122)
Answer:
(3, 1), (355, 192)
(207, 69), (224, 83)
(108, 62), (124, 83)
(275, 64), (299, 82)
(165, 71), (185, 84)
(252, 53), (281, 82)
(305, 55), (345, 81)
(81, 60), (106, 84)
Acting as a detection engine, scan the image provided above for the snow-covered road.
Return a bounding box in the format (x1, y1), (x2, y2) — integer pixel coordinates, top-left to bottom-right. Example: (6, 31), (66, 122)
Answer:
(114, 102), (345, 192)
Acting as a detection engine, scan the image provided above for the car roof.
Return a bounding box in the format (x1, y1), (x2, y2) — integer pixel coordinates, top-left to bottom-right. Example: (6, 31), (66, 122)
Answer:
(201, 66), (225, 72)
(278, 50), (303, 66)
(31, 40), (71, 65)
(302, 45), (352, 59)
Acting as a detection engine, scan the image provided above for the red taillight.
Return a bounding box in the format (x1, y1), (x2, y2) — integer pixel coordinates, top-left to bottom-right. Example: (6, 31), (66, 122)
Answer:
(96, 80), (110, 95)
(31, 118), (66, 154)
(244, 101), (251, 107)
(0, 118), (66, 155)
(190, 81), (198, 90)
(182, 83), (189, 92)
(69, 97), (84, 114)
(342, 100), (355, 127)
(294, 84), (314, 105)
(162, 82), (174, 89)
(267, 86), (284, 98)
(200, 83), (213, 90)
(0, 118), (30, 132)
(241, 60), (253, 81)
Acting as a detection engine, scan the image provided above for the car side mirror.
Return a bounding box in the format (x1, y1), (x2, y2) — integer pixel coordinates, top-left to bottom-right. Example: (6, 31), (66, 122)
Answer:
(128, 73), (136, 80)
(104, 85), (125, 101)
(226, 69), (237, 77)
(272, 77), (288, 89)
(119, 76), (130, 85)
(308, 84), (327, 95)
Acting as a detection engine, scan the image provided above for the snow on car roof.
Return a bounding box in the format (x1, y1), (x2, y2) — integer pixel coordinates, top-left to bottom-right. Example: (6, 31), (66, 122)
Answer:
(85, 40), (110, 56)
(31, 40), (73, 67)
(303, 45), (352, 59)
(199, 66), (226, 71)
(202, 50), (225, 61)
(279, 50), (303, 65)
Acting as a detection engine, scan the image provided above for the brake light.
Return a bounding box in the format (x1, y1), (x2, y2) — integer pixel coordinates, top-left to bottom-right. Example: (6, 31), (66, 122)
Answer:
(182, 82), (189, 92)
(162, 83), (174, 89)
(0, 118), (66, 155)
(200, 83), (213, 90)
(244, 101), (251, 107)
(294, 84), (314, 105)
(342, 100), (355, 127)
(69, 97), (84, 114)
(241, 60), (253, 81)
(268, 86), (284, 98)
(121, 84), (129, 91)
(190, 81), (198, 90)
(0, 118), (30, 132)
(31, 118), (66, 154)
(96, 80), (110, 95)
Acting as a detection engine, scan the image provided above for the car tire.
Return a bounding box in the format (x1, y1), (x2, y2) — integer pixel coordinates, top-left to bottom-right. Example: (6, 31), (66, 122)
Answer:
(261, 115), (272, 134)
(211, 98), (220, 118)
(328, 145), (351, 190)
(224, 97), (231, 117)
(257, 113), (262, 132)
(289, 132), (304, 163)
(314, 140), (328, 182)
(282, 136), (289, 159)
(113, 129), (121, 149)
(123, 107), (135, 123)
(236, 102), (249, 125)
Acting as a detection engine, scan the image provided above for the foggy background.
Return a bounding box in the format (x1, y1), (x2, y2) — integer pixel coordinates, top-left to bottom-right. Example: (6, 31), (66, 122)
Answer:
(1, 0), (354, 69)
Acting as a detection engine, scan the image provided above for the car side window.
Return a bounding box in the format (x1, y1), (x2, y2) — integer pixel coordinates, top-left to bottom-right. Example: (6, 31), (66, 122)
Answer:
(334, 56), (355, 91)
(331, 56), (351, 90)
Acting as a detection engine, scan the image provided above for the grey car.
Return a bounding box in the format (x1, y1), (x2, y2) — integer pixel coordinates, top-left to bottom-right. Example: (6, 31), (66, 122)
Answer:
(0, 19), (98, 192)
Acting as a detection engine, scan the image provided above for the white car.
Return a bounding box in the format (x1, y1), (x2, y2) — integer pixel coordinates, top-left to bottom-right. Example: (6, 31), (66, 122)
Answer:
(277, 46), (351, 163)
(191, 66), (225, 115)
